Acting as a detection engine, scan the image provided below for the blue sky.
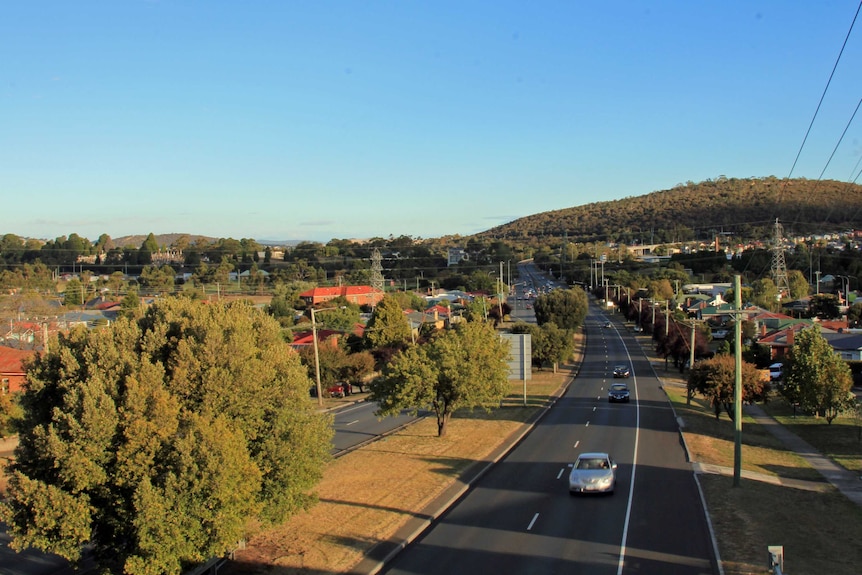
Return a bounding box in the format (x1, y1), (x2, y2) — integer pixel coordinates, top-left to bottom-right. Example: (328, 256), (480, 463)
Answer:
(3, 1), (861, 243)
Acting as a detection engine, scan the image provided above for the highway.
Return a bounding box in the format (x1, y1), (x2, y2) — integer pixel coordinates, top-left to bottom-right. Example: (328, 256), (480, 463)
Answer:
(381, 299), (716, 574)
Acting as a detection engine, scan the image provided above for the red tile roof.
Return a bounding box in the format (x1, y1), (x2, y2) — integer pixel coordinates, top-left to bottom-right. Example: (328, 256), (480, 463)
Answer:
(0, 346), (35, 375)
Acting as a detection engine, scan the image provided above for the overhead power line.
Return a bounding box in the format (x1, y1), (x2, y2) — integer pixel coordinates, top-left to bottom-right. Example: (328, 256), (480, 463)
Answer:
(788, 0), (862, 179)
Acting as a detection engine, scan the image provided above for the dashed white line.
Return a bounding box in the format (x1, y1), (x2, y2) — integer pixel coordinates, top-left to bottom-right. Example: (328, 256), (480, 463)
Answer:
(345, 420), (359, 426)
(593, 406), (597, 412)
(585, 421), (590, 428)
(557, 468), (565, 479)
(574, 440), (580, 449)
(527, 513), (539, 531)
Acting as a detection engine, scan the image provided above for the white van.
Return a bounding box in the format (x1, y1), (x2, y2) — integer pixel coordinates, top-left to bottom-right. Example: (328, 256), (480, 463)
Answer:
(768, 363), (783, 381)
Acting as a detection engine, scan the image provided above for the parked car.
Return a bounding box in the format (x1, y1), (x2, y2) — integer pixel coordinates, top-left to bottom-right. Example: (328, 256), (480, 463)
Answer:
(769, 363), (783, 381)
(613, 365), (631, 378)
(568, 452), (617, 494)
(608, 382), (631, 403)
(712, 329), (729, 340)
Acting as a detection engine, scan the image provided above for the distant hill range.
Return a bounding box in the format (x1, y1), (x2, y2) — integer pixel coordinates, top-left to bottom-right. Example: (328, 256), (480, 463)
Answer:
(111, 234), (302, 249)
(476, 177), (862, 245)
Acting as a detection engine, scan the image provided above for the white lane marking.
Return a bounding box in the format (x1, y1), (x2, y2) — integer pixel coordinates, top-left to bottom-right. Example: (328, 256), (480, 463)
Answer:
(593, 406), (597, 412)
(345, 420), (360, 426)
(616, 333), (641, 575)
(574, 440), (580, 449)
(557, 468), (565, 479)
(338, 403), (374, 415)
(527, 513), (539, 531)
(585, 421), (590, 427)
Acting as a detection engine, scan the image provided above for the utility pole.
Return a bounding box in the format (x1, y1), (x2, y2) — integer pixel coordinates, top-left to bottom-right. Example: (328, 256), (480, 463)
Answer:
(733, 274), (743, 487)
(689, 320), (696, 374)
(665, 303), (670, 336)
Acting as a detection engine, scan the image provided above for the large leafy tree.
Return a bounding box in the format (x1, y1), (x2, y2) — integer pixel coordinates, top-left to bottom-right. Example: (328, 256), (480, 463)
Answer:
(783, 327), (855, 424)
(371, 321), (510, 436)
(687, 354), (768, 420)
(363, 295), (411, 349)
(510, 321), (573, 371)
(533, 287), (588, 330)
(0, 298), (332, 574)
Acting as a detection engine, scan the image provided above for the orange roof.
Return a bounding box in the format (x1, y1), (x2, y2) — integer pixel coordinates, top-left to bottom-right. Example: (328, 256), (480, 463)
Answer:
(0, 346), (36, 375)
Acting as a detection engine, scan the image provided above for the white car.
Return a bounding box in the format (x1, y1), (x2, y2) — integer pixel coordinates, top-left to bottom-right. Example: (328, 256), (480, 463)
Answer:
(568, 452), (617, 494)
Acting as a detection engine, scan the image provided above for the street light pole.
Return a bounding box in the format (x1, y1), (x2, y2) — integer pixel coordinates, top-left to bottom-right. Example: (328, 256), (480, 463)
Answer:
(309, 304), (346, 407)
(311, 307), (323, 407)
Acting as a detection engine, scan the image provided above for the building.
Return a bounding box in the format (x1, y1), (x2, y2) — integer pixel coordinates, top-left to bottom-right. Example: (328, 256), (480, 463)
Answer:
(0, 346), (35, 394)
(298, 286), (384, 307)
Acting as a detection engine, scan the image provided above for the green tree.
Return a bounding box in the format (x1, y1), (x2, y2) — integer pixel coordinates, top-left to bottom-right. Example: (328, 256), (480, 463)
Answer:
(343, 351), (376, 393)
(119, 288), (143, 320)
(0, 298), (332, 574)
(783, 327), (855, 423)
(687, 354), (768, 420)
(371, 321), (509, 436)
(363, 295), (411, 349)
(788, 269), (810, 299)
(63, 278), (85, 306)
(533, 287), (588, 330)
(138, 265), (175, 295)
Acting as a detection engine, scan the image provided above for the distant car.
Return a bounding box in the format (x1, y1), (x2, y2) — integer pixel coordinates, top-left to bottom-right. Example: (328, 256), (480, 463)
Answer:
(603, 320), (612, 328)
(569, 452), (617, 494)
(608, 382), (631, 403)
(712, 329), (729, 340)
(613, 365), (631, 378)
(769, 363), (783, 381)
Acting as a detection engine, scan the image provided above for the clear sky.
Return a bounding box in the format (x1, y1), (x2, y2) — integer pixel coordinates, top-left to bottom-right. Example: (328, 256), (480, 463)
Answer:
(3, 1), (862, 244)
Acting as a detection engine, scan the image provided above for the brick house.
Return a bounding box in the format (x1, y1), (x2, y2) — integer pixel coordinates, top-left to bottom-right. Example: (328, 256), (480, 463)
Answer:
(0, 346), (35, 394)
(298, 286), (384, 307)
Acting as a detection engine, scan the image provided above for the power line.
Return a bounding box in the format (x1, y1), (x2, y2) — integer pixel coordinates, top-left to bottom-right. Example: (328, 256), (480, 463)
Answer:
(817, 96), (862, 180)
(787, 0), (862, 179)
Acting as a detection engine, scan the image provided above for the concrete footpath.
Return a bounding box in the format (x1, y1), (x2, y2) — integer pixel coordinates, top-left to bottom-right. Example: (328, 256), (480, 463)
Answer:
(741, 403), (862, 508)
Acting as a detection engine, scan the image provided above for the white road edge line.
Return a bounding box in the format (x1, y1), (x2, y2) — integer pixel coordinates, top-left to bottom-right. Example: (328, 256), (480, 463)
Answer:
(527, 513), (539, 531)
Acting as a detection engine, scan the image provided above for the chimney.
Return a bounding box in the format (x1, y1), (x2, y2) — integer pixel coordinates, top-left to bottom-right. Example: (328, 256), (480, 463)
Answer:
(760, 323), (767, 337)
(786, 328), (794, 347)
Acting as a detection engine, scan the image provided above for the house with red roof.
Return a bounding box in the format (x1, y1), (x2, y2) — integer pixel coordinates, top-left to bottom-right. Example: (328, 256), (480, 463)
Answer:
(0, 346), (35, 394)
(299, 286), (384, 308)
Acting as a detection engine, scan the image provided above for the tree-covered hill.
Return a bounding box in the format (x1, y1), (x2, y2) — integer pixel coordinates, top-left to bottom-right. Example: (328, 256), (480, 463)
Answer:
(476, 177), (862, 245)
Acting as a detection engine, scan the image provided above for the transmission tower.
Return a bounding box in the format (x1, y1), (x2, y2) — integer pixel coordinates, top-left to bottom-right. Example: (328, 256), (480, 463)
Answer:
(370, 248), (385, 295)
(771, 218), (790, 298)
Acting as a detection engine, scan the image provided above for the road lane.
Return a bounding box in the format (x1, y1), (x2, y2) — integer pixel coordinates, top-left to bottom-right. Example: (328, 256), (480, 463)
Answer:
(381, 302), (716, 575)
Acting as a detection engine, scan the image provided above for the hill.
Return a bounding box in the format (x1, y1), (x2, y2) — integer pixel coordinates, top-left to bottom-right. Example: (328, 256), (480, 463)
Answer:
(476, 177), (862, 245)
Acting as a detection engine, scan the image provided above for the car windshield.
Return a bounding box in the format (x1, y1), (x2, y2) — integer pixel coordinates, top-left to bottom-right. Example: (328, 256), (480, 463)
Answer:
(576, 457), (609, 470)
(611, 384), (627, 391)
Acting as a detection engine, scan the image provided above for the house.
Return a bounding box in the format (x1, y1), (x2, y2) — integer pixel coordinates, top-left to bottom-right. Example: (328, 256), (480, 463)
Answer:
(299, 286), (384, 307)
(0, 346), (35, 394)
(822, 332), (862, 361)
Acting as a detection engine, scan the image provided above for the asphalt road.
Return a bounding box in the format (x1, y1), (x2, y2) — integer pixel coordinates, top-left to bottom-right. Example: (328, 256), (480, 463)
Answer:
(381, 303), (717, 575)
(331, 401), (422, 456)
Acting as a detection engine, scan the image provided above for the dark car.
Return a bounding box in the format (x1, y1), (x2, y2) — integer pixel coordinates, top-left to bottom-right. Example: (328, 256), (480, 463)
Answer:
(613, 365), (631, 378)
(608, 382), (630, 403)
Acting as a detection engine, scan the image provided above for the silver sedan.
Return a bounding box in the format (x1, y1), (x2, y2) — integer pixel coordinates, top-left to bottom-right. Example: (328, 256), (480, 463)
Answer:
(568, 452), (617, 494)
